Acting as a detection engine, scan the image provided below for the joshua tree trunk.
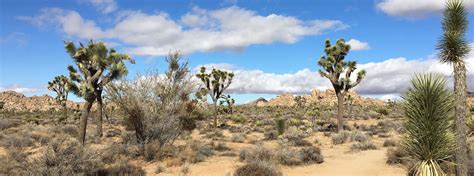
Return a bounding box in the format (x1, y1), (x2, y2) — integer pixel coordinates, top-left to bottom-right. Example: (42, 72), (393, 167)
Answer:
(454, 62), (468, 176)
(336, 92), (344, 133)
(96, 90), (103, 138)
(79, 100), (93, 145)
(213, 101), (218, 128)
(62, 104), (68, 122)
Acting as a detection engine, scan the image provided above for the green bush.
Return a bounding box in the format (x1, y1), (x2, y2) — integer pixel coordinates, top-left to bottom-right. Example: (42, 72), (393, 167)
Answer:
(275, 118), (285, 135)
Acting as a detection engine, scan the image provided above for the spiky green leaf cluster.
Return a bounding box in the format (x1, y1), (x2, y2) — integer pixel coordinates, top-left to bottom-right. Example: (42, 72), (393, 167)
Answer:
(196, 67), (234, 103)
(47, 75), (71, 106)
(65, 40), (134, 101)
(317, 39), (366, 94)
(401, 73), (455, 175)
(437, 0), (470, 64)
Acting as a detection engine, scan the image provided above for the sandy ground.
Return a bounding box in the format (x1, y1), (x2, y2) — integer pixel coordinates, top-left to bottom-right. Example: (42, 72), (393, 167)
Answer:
(141, 130), (406, 176)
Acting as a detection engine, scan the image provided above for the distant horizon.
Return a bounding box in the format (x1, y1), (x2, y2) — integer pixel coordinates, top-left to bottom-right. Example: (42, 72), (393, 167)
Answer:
(1, 0), (473, 104)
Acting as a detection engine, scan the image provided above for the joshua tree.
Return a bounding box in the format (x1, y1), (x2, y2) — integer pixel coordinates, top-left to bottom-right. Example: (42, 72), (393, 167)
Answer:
(437, 0), (470, 174)
(65, 40), (134, 145)
(294, 95), (306, 108)
(219, 95), (235, 114)
(47, 75), (71, 121)
(317, 39), (366, 132)
(196, 67), (234, 127)
(401, 73), (455, 176)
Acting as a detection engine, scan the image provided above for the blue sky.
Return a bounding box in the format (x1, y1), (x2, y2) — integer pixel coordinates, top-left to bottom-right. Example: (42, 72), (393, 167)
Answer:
(1, 0), (473, 103)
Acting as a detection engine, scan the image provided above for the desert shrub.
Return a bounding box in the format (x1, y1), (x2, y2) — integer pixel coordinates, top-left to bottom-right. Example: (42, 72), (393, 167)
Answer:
(212, 142), (231, 151)
(30, 132), (51, 145)
(98, 160), (145, 175)
(231, 133), (246, 143)
(239, 146), (274, 163)
(0, 133), (33, 148)
(229, 114), (246, 123)
(205, 130), (224, 139)
(61, 124), (78, 138)
(101, 144), (129, 163)
(264, 130), (278, 140)
(155, 164), (166, 174)
(300, 146), (324, 164)
(144, 141), (163, 161)
(107, 53), (194, 155)
(350, 131), (369, 143)
(0, 118), (22, 130)
(276, 147), (301, 165)
(351, 141), (377, 151)
(275, 118), (285, 135)
(375, 107), (389, 116)
(288, 118), (302, 126)
(467, 115), (474, 132)
(383, 139), (398, 147)
(27, 136), (102, 175)
(234, 161), (282, 176)
(331, 131), (351, 145)
(283, 126), (311, 146)
(386, 147), (410, 165)
(0, 149), (28, 175)
(180, 140), (214, 164)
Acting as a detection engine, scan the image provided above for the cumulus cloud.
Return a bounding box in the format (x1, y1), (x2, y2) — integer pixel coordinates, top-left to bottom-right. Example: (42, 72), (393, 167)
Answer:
(347, 39), (370, 51)
(199, 55), (473, 95)
(376, 0), (474, 19)
(0, 84), (38, 94)
(17, 8), (104, 39)
(20, 6), (348, 56)
(84, 0), (118, 14)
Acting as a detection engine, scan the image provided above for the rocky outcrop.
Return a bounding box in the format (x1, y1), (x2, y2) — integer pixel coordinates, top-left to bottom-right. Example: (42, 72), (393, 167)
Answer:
(0, 91), (80, 111)
(258, 89), (385, 107)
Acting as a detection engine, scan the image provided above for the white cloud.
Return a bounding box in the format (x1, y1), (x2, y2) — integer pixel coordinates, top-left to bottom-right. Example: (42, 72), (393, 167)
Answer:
(0, 84), (38, 94)
(17, 8), (104, 39)
(347, 39), (370, 51)
(376, 0), (474, 19)
(20, 6), (348, 56)
(84, 0), (118, 14)
(198, 55), (473, 95)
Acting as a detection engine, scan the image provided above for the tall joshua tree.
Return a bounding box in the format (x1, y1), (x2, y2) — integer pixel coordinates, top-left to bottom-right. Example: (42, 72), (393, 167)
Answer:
(48, 75), (71, 121)
(402, 73), (455, 176)
(196, 67), (234, 127)
(318, 39), (366, 132)
(437, 0), (470, 174)
(66, 40), (134, 145)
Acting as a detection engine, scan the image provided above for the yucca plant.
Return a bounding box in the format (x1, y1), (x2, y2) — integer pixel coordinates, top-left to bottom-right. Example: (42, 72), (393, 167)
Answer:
(276, 117), (285, 136)
(401, 73), (456, 176)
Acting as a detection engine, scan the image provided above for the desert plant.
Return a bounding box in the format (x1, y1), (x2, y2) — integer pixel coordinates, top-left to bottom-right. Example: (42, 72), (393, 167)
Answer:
(401, 73), (456, 175)
(47, 75), (71, 121)
(386, 147), (411, 165)
(275, 118), (285, 135)
(231, 133), (246, 143)
(27, 136), (102, 175)
(196, 67), (234, 127)
(234, 161), (282, 176)
(276, 147), (301, 165)
(331, 131), (351, 145)
(300, 146), (324, 164)
(437, 0), (471, 174)
(317, 39), (366, 132)
(220, 95), (235, 114)
(264, 130), (278, 140)
(239, 146), (274, 163)
(65, 40), (134, 144)
(107, 51), (193, 155)
(294, 95), (306, 108)
(383, 139), (398, 148)
(351, 141), (377, 151)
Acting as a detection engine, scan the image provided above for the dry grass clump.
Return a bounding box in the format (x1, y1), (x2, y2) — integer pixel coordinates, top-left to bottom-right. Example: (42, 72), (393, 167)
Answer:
(264, 130), (278, 140)
(231, 133), (246, 143)
(350, 131), (369, 143)
(98, 160), (145, 175)
(386, 147), (411, 165)
(282, 127), (311, 146)
(235, 146), (282, 176)
(351, 141), (377, 151)
(383, 139), (398, 147)
(0, 118), (22, 130)
(0, 132), (33, 148)
(27, 136), (103, 175)
(234, 161), (282, 176)
(331, 131), (351, 145)
(276, 146), (324, 166)
(0, 149), (28, 175)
